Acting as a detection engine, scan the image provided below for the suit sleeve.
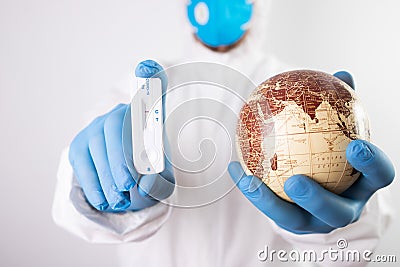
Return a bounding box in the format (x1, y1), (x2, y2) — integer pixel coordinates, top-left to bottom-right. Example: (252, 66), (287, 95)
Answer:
(52, 148), (172, 243)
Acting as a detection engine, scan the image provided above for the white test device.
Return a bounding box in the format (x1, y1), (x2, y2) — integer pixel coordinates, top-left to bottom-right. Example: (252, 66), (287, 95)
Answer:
(131, 77), (164, 174)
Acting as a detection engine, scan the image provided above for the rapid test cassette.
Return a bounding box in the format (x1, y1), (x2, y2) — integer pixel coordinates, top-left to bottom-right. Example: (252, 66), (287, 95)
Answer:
(131, 77), (164, 174)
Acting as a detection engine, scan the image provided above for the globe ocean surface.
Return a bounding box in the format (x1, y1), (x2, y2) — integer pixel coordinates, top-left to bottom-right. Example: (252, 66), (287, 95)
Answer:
(236, 70), (370, 202)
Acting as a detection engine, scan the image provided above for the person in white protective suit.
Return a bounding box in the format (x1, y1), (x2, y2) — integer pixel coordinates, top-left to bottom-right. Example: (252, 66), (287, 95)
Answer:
(52, 1), (395, 266)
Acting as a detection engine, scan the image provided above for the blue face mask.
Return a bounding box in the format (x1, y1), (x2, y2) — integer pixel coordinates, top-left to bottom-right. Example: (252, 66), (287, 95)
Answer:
(187, 0), (253, 48)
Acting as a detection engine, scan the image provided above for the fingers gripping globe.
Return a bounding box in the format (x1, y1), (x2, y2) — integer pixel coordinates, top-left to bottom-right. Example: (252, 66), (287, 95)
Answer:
(236, 70), (370, 202)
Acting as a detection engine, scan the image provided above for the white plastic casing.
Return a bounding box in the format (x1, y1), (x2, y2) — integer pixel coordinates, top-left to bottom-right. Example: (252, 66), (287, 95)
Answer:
(131, 77), (164, 174)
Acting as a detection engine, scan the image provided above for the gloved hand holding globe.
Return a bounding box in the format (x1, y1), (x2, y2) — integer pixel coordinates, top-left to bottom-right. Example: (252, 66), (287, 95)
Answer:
(229, 70), (395, 234)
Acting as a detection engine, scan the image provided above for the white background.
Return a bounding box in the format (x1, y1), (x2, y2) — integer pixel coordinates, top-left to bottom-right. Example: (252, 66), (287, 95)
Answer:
(0, 0), (399, 266)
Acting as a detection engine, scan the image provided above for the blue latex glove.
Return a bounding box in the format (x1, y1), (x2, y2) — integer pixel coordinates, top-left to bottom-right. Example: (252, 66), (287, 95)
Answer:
(69, 60), (174, 212)
(228, 71), (395, 234)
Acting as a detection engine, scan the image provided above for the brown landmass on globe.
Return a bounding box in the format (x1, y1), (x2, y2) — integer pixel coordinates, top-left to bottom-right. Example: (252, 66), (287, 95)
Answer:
(236, 70), (369, 201)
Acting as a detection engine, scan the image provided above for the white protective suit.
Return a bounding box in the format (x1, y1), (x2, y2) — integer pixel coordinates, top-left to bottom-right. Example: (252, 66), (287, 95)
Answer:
(52, 1), (393, 266)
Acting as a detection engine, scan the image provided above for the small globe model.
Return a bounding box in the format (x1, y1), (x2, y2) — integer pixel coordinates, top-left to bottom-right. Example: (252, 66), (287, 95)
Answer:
(236, 70), (370, 202)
